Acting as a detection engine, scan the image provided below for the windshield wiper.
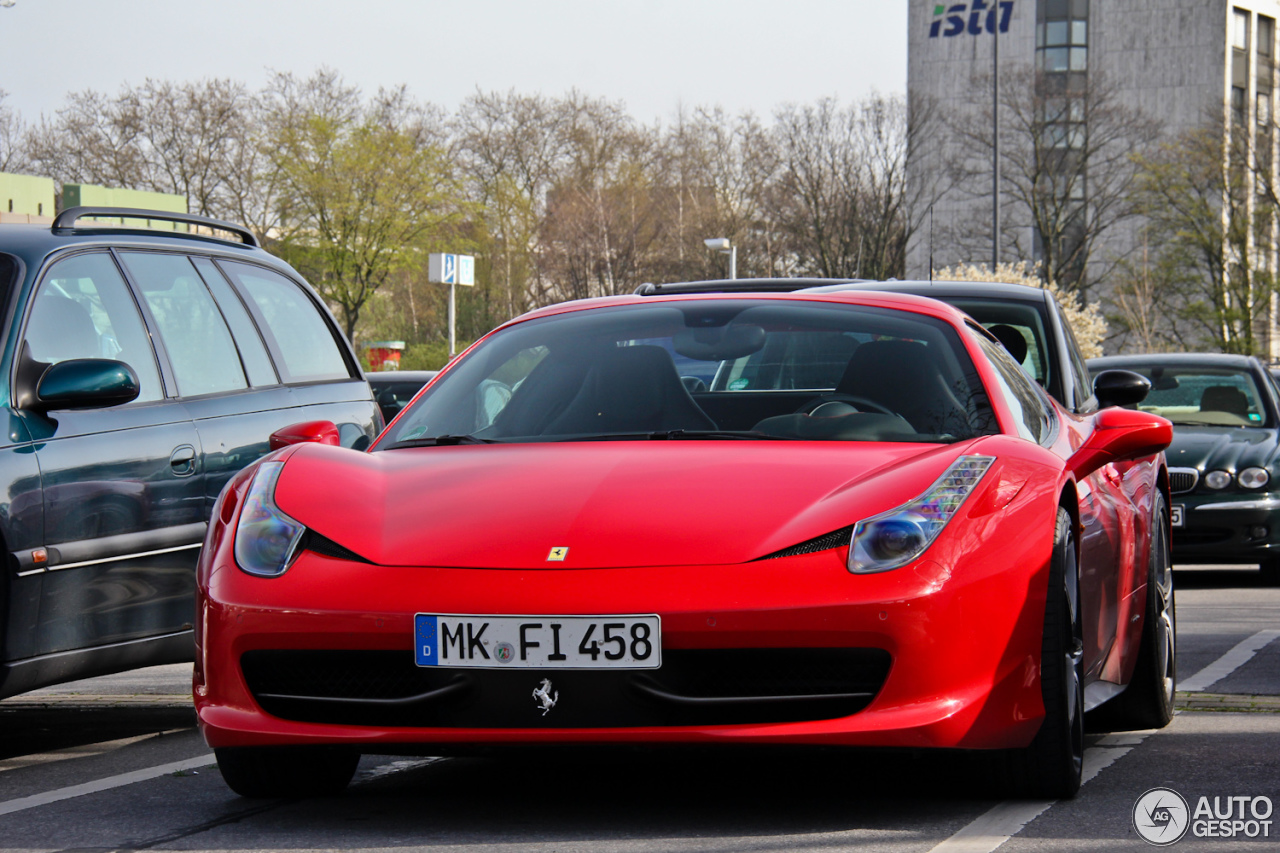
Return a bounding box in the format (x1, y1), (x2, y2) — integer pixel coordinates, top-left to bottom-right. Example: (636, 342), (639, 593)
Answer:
(559, 429), (784, 442)
(653, 429), (784, 440)
(384, 434), (499, 449)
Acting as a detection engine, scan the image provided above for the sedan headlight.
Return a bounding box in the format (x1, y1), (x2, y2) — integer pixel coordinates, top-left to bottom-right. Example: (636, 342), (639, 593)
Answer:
(849, 455), (995, 574)
(1205, 470), (1233, 490)
(1240, 467), (1270, 489)
(234, 461), (305, 577)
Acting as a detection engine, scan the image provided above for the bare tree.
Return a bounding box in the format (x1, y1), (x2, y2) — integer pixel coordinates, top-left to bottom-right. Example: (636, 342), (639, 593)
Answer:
(0, 90), (30, 173)
(653, 106), (784, 280)
(540, 93), (662, 300)
(949, 66), (1161, 300)
(773, 92), (929, 280)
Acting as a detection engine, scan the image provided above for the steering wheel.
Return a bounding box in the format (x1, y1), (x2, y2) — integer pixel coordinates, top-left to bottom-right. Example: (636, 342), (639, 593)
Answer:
(795, 394), (897, 417)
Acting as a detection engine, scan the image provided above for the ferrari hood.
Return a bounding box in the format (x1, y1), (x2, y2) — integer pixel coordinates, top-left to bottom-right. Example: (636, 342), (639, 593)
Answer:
(271, 441), (974, 568)
(1165, 426), (1280, 473)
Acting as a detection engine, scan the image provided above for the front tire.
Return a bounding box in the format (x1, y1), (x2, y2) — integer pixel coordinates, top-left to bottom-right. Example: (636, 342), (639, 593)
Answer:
(1002, 506), (1084, 798)
(215, 746), (359, 798)
(1094, 493), (1176, 731)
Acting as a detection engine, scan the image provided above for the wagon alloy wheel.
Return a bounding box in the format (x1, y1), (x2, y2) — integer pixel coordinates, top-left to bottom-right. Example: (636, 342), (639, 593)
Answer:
(1094, 493), (1176, 731)
(1002, 506), (1084, 799)
(214, 746), (359, 798)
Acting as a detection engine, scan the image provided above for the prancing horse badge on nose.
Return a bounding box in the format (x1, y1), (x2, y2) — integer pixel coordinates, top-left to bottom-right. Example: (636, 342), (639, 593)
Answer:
(546, 546), (569, 561)
(533, 678), (558, 715)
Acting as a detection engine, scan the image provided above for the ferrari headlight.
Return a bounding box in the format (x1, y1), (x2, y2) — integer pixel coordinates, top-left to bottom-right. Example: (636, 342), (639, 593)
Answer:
(234, 461), (305, 577)
(1240, 467), (1270, 489)
(1205, 470), (1232, 490)
(848, 455), (995, 574)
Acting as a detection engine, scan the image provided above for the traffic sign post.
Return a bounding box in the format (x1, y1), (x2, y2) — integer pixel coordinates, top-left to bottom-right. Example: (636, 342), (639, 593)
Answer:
(428, 253), (475, 357)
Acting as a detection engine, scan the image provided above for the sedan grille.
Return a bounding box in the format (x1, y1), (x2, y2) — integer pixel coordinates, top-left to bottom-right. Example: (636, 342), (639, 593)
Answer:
(240, 648), (890, 729)
(1169, 468), (1199, 495)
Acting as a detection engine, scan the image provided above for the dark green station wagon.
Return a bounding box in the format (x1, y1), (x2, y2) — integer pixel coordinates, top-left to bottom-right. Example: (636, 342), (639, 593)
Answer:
(0, 207), (380, 698)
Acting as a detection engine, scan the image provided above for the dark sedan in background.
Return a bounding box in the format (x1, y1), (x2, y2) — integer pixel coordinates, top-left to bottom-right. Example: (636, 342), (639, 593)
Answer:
(1090, 353), (1280, 582)
(367, 369), (437, 425)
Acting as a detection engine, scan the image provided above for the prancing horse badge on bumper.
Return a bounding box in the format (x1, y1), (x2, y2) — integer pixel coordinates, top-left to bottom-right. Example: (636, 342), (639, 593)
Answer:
(547, 546), (569, 561)
(533, 678), (558, 715)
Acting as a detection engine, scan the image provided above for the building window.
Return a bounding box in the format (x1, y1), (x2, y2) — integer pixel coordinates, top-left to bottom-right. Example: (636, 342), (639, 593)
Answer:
(1037, 0), (1087, 74)
(1235, 8), (1251, 51)
(1260, 16), (1275, 57)
(1260, 91), (1272, 126)
(1233, 86), (1248, 126)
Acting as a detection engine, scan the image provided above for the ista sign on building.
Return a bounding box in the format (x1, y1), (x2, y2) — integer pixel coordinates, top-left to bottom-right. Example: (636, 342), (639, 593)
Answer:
(930, 1), (1015, 37)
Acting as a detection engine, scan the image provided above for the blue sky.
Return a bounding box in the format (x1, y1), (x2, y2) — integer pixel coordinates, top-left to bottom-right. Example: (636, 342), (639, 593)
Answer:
(0, 0), (907, 123)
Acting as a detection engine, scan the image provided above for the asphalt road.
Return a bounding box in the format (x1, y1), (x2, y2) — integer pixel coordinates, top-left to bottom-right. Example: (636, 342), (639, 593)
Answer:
(0, 564), (1277, 852)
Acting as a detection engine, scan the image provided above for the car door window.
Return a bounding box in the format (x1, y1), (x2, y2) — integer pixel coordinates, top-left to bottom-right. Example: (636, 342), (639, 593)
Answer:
(26, 252), (163, 403)
(190, 257), (278, 387)
(120, 252), (248, 398)
(216, 261), (350, 383)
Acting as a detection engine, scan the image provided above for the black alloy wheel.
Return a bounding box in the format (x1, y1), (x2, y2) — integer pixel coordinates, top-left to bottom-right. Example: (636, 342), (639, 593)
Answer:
(1002, 506), (1084, 799)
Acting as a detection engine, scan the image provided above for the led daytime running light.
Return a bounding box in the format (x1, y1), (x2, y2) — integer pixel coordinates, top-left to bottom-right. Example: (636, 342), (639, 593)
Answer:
(848, 455), (995, 573)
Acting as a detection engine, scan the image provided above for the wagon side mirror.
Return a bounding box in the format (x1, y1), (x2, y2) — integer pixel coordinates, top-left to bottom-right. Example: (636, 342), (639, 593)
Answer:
(1069, 407), (1172, 480)
(31, 359), (140, 413)
(269, 420), (341, 450)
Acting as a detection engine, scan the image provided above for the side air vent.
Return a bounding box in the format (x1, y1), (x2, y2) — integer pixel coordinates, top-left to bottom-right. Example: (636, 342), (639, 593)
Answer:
(300, 529), (374, 564)
(758, 525), (855, 560)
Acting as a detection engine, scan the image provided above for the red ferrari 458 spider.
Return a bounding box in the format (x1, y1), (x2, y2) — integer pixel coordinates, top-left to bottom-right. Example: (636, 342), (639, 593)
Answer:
(195, 289), (1174, 799)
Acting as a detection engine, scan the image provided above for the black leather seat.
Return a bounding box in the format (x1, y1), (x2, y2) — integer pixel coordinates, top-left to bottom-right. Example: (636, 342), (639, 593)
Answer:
(1200, 385), (1249, 419)
(542, 345), (716, 435)
(834, 340), (971, 436)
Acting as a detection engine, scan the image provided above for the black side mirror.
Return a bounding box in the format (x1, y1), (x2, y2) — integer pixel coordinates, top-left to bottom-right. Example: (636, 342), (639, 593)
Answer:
(33, 359), (140, 412)
(1093, 369), (1151, 409)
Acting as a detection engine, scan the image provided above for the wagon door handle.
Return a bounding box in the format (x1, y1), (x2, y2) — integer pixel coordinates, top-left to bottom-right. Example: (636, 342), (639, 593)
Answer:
(170, 445), (197, 477)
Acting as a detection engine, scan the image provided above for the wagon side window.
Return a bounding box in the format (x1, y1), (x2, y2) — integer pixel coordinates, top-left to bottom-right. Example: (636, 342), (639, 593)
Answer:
(25, 252), (163, 403)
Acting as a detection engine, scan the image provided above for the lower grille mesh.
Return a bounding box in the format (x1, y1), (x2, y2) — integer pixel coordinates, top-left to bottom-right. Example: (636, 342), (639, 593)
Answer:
(240, 647), (890, 728)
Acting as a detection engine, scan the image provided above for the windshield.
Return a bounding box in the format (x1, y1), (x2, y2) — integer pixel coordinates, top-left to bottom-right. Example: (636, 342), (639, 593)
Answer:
(379, 299), (999, 446)
(1121, 364), (1272, 427)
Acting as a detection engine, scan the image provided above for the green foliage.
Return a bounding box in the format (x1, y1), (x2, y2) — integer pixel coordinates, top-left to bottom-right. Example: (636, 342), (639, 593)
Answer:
(396, 340), (472, 371)
(265, 73), (466, 341)
(1126, 123), (1278, 355)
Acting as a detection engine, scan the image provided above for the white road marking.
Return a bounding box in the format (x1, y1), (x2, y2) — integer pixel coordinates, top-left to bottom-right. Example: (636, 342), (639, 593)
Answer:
(928, 736), (1151, 853)
(1179, 629), (1280, 692)
(0, 730), (187, 775)
(0, 753), (213, 818)
(931, 628), (1280, 853)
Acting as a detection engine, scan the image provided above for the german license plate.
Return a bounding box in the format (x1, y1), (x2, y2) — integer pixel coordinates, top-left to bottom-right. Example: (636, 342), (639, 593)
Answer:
(414, 613), (661, 669)
(1171, 504), (1184, 528)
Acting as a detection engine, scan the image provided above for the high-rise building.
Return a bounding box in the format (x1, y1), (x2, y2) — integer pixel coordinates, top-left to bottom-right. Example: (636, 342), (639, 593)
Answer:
(906, 0), (1280, 353)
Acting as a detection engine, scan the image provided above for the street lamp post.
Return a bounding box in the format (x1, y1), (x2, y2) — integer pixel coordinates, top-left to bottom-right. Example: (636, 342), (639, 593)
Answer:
(704, 237), (736, 280)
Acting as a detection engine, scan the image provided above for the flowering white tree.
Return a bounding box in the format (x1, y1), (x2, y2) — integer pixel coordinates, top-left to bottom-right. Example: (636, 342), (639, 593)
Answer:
(936, 261), (1107, 358)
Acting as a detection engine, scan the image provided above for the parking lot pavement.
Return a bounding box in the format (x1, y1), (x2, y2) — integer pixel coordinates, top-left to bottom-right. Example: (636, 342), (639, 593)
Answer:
(0, 565), (1273, 852)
